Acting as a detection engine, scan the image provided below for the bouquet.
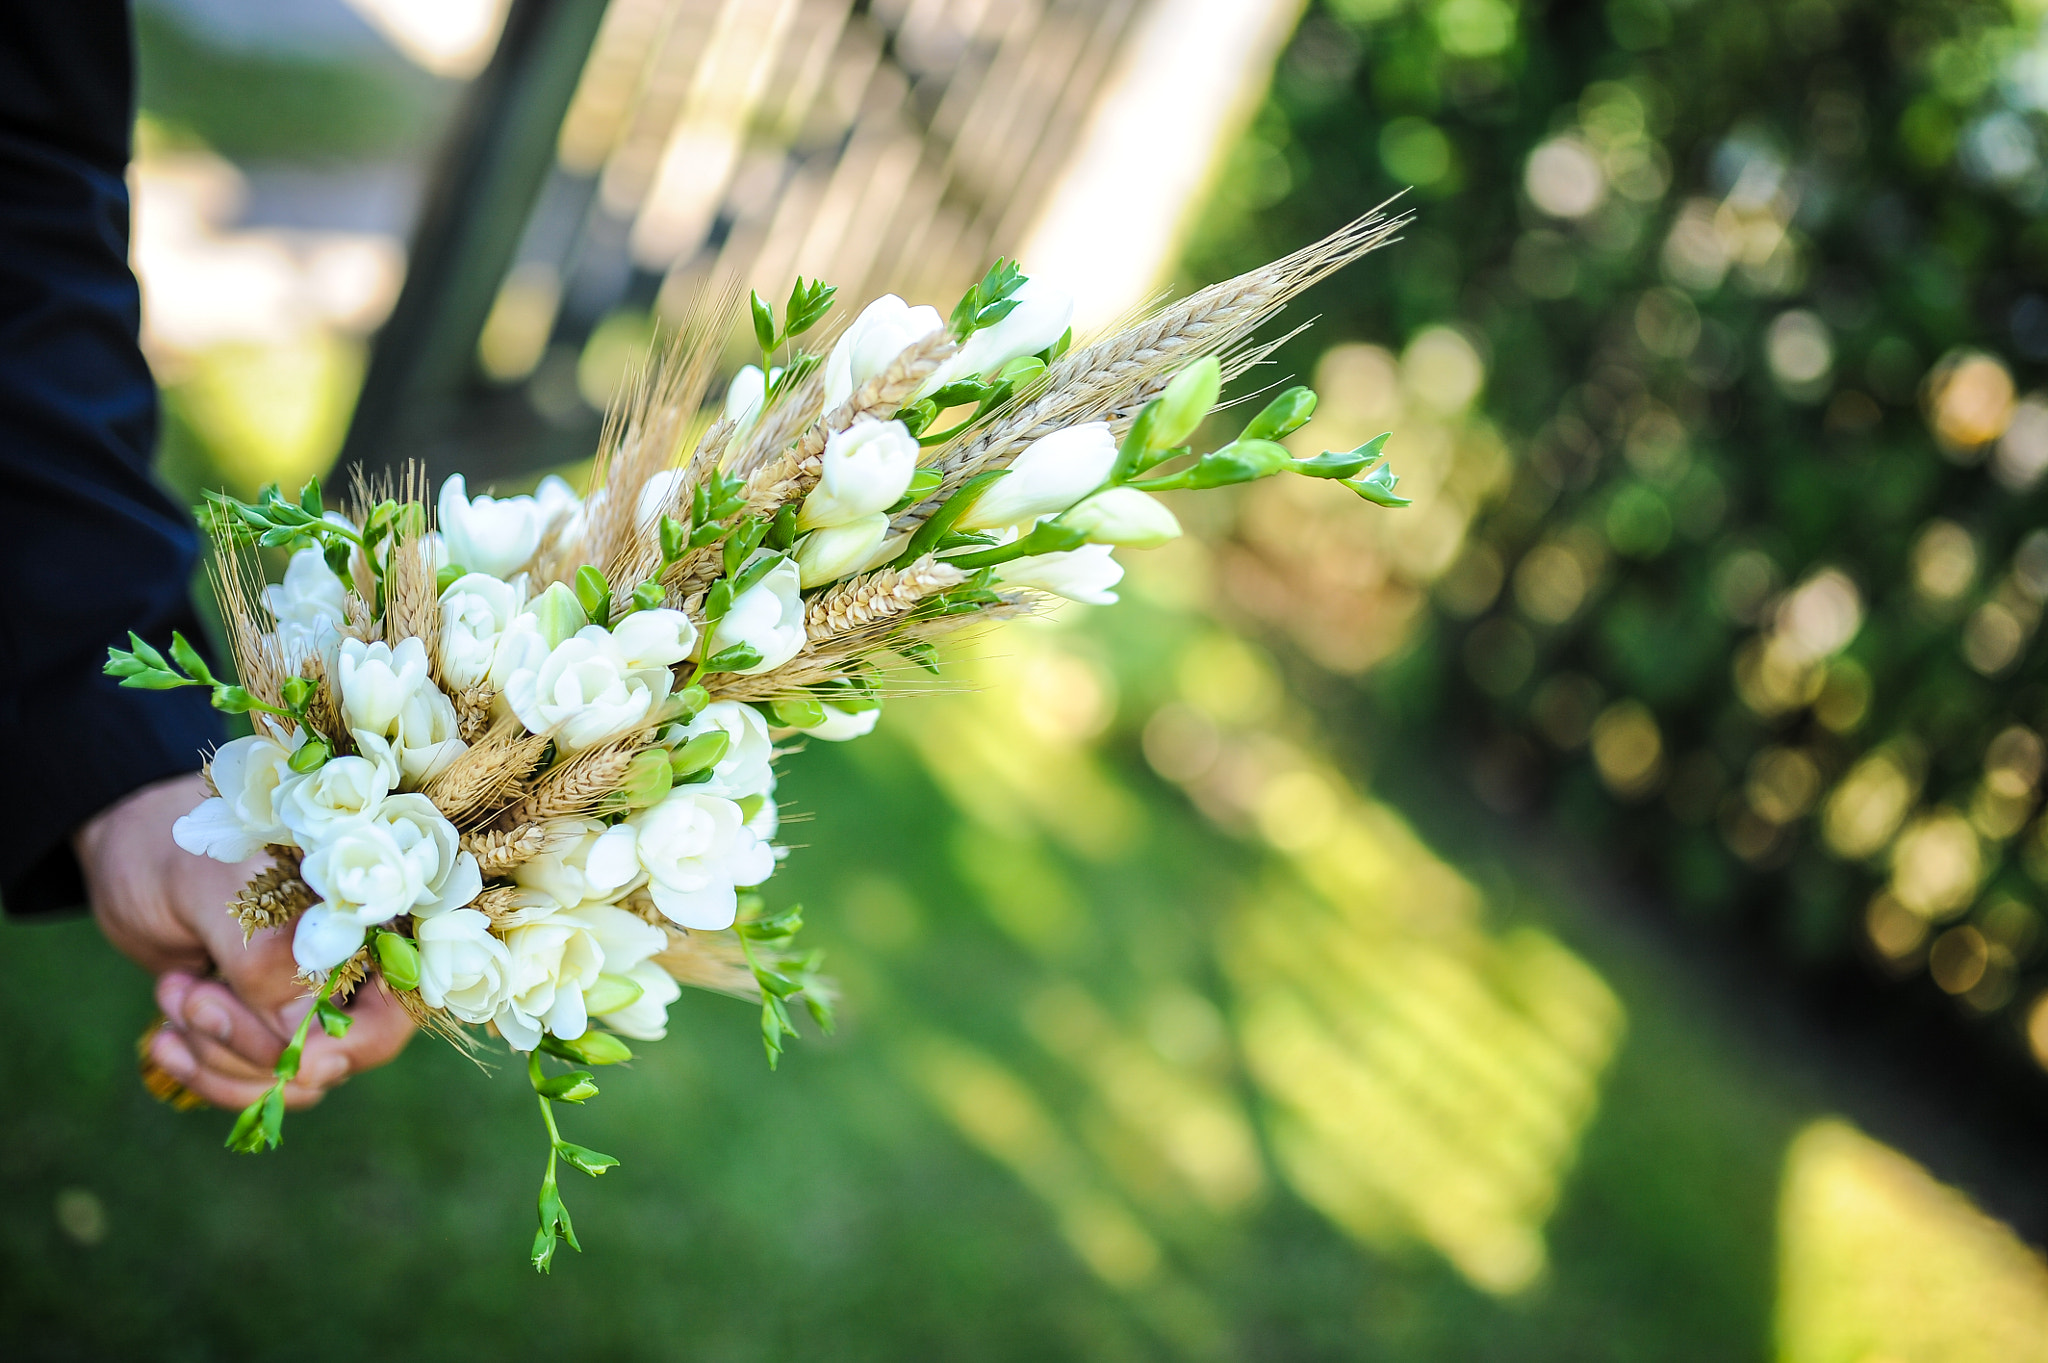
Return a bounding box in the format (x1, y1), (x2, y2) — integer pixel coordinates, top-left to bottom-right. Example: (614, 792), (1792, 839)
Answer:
(105, 209), (1409, 1270)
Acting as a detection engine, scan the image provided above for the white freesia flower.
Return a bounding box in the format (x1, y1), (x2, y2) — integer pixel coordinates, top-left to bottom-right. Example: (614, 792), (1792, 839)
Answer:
(494, 909), (609, 1050)
(671, 700), (776, 799)
(173, 729), (303, 861)
(924, 276), (1072, 392)
(807, 702), (882, 742)
(375, 793), (483, 917)
(741, 793), (781, 845)
(1062, 487), (1182, 548)
(263, 547), (347, 657)
(724, 363), (783, 433)
(568, 904), (678, 1040)
(438, 473), (546, 578)
(996, 543), (1124, 605)
(415, 909), (512, 1025)
(503, 611), (695, 752)
(513, 818), (643, 908)
(487, 613), (551, 693)
(278, 755), (391, 845)
(438, 571), (526, 690)
(610, 788), (776, 930)
(796, 419), (920, 530)
(795, 513), (892, 587)
(597, 959), (683, 1041)
(607, 607), (698, 669)
(824, 295), (943, 409)
(295, 821), (425, 970)
(705, 552), (805, 675)
(533, 474), (584, 547)
(338, 636), (467, 785)
(956, 423), (1116, 531)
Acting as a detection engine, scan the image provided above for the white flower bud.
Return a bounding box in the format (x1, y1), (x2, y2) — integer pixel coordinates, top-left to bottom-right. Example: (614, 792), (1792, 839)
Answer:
(796, 419), (920, 530)
(795, 513), (892, 587)
(955, 422), (1116, 531)
(824, 295), (944, 409)
(1061, 487), (1182, 548)
(705, 553), (805, 675)
(526, 580), (588, 649)
(437, 473), (546, 578)
(263, 548), (347, 657)
(997, 543), (1123, 605)
(923, 276), (1073, 392)
(338, 636), (467, 787)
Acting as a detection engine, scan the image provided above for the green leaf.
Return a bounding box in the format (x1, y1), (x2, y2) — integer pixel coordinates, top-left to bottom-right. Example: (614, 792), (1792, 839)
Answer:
(555, 1141), (620, 1177)
(703, 643), (763, 674)
(102, 651), (148, 679)
(898, 398), (937, 439)
(315, 998), (352, 1038)
(899, 467), (1008, 564)
(765, 502), (799, 552)
(224, 1093), (272, 1153)
(897, 640), (940, 674)
(783, 276), (837, 338)
(751, 290), (777, 351)
(942, 518), (1086, 570)
(1243, 385), (1320, 442)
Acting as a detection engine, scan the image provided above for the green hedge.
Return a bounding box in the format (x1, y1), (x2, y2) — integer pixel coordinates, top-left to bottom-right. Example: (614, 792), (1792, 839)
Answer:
(1186, 0), (2048, 1069)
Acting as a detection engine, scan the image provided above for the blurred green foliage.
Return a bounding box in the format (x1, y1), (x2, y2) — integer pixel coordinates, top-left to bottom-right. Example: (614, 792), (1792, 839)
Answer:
(1188, 0), (2048, 1062)
(134, 3), (453, 160)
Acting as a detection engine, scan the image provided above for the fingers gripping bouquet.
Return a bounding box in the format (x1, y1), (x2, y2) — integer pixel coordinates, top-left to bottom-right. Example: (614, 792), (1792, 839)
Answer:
(104, 210), (1410, 1270)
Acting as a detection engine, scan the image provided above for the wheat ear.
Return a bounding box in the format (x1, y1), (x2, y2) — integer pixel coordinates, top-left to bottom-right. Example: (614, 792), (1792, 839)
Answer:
(496, 734), (649, 827)
(424, 721), (549, 828)
(463, 823), (556, 877)
(232, 851), (316, 940)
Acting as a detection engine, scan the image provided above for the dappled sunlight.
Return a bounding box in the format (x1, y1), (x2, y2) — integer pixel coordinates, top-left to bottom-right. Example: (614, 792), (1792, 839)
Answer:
(891, 607), (1625, 1300)
(1777, 1120), (2048, 1363)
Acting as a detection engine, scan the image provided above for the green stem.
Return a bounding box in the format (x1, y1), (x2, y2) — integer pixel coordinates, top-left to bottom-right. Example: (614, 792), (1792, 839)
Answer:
(529, 1051), (563, 1145)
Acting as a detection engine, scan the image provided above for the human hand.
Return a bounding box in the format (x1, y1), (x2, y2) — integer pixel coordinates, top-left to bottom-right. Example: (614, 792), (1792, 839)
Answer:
(74, 771), (415, 1110)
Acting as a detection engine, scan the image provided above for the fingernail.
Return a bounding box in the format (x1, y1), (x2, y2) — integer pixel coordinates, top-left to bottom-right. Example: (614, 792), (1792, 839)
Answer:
(153, 1030), (194, 1078)
(188, 1001), (232, 1043)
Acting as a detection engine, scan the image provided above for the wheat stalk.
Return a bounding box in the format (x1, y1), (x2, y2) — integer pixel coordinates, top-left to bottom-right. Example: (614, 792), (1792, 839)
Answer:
(327, 944), (374, 1003)
(806, 555), (964, 639)
(649, 924), (759, 1000)
(888, 206), (1408, 539)
(470, 885), (558, 928)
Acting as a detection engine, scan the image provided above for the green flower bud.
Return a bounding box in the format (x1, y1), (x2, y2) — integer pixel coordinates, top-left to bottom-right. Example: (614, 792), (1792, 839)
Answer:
(768, 695), (827, 729)
(541, 1032), (634, 1066)
(669, 728), (730, 778)
(674, 683), (710, 723)
(619, 749), (673, 807)
(375, 931), (421, 992)
(583, 973), (645, 1018)
(287, 738), (332, 774)
(280, 675), (316, 711)
(574, 565), (612, 628)
(530, 581), (589, 649)
(436, 562), (468, 595)
(536, 1070), (600, 1103)
(1242, 385), (1318, 442)
(1150, 356), (1222, 451)
(630, 580), (665, 613)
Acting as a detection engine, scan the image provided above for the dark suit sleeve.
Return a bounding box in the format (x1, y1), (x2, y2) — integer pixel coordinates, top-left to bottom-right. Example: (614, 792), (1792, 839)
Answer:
(0, 1), (224, 916)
